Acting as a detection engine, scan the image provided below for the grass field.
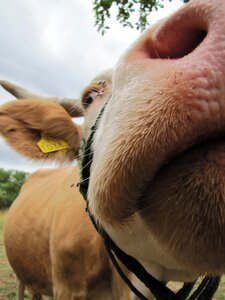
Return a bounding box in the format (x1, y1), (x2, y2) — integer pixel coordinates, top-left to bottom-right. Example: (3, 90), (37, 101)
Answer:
(1, 209), (225, 300)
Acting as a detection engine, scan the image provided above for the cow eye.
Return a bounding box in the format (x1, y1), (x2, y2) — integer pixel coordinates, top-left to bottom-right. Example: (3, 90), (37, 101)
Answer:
(83, 94), (93, 107)
(82, 90), (99, 108)
(81, 81), (109, 109)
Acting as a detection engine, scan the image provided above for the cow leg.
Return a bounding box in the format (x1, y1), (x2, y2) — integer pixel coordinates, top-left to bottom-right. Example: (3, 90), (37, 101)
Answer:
(52, 265), (86, 300)
(16, 280), (25, 300)
(32, 293), (44, 300)
(53, 283), (86, 300)
(51, 258), (87, 300)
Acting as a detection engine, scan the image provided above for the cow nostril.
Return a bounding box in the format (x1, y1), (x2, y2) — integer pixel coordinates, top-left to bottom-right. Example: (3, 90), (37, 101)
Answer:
(149, 15), (207, 59)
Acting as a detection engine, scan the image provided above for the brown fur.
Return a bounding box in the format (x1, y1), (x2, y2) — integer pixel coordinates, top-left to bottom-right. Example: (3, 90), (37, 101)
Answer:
(3, 166), (134, 299)
(3, 1), (225, 290)
(1, 73), (152, 299)
(0, 100), (81, 162)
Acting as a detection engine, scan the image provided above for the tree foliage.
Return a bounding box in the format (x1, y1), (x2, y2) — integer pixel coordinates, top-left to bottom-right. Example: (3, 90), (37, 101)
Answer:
(0, 168), (28, 208)
(93, 0), (190, 34)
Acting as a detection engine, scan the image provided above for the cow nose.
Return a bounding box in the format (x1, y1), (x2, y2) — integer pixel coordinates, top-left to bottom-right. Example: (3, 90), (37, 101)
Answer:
(145, 0), (224, 60)
(151, 7), (207, 59)
(126, 0), (225, 140)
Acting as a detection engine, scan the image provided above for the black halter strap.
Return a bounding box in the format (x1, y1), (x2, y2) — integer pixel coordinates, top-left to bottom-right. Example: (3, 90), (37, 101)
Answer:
(78, 102), (221, 300)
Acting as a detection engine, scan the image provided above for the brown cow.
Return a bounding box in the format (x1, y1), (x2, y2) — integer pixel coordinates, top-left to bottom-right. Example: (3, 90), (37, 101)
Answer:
(4, 166), (131, 300)
(0, 72), (150, 300)
(2, 0), (225, 297)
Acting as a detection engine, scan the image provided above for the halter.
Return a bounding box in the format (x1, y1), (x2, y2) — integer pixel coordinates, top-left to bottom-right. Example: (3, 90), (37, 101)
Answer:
(78, 101), (221, 300)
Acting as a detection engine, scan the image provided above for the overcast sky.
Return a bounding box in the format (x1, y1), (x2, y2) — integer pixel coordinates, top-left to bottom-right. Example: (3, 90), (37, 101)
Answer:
(0, 0), (184, 173)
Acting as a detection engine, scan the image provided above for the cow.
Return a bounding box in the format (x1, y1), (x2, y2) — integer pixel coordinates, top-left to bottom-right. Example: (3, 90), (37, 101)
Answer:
(85, 0), (225, 296)
(4, 166), (133, 300)
(1, 0), (225, 298)
(0, 73), (151, 300)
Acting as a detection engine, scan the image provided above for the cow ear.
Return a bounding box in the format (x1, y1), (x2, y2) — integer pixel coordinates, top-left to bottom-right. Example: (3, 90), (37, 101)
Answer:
(0, 100), (82, 162)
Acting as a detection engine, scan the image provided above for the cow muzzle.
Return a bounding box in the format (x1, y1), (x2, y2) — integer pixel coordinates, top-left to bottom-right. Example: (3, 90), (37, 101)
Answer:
(87, 0), (225, 276)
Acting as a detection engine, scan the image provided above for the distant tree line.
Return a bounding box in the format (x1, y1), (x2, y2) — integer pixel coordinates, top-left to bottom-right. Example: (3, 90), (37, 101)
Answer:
(0, 168), (28, 208)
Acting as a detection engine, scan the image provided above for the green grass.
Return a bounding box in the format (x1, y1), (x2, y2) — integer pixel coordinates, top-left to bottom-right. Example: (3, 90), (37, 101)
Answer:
(0, 209), (7, 229)
(215, 277), (225, 300)
(168, 277), (225, 300)
(1, 209), (225, 299)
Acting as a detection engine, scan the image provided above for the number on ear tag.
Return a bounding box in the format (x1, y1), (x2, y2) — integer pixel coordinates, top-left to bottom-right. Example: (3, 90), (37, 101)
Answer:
(37, 135), (69, 153)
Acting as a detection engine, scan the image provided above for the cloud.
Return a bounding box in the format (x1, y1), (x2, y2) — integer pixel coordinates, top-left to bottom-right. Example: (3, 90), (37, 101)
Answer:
(0, 0), (184, 172)
(0, 0), (139, 96)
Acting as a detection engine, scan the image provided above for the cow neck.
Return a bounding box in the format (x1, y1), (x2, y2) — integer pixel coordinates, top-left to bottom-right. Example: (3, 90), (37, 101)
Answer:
(78, 100), (221, 300)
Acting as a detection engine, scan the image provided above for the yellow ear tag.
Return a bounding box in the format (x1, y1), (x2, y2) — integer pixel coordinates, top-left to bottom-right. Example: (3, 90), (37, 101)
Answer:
(37, 135), (69, 153)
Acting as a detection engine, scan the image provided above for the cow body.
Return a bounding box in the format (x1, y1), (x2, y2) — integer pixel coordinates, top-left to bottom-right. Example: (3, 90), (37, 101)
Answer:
(4, 166), (135, 300)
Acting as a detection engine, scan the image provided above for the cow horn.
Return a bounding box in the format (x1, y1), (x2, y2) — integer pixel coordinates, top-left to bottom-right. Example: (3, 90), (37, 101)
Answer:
(0, 80), (84, 117)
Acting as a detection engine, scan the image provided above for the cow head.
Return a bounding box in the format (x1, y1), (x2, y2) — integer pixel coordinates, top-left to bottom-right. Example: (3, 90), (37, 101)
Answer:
(0, 69), (112, 163)
(85, 0), (225, 281)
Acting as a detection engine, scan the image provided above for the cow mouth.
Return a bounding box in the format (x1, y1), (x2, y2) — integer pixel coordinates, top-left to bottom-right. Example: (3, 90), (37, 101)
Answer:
(139, 135), (225, 205)
(158, 135), (224, 180)
(138, 134), (225, 234)
(134, 135), (225, 273)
